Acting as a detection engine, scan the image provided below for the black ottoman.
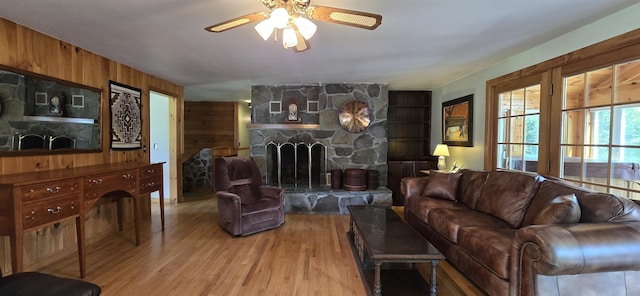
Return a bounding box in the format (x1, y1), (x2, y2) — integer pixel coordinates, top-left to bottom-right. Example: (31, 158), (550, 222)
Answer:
(0, 271), (101, 296)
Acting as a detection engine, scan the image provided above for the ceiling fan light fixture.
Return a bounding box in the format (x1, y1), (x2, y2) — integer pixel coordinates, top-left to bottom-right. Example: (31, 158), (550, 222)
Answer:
(282, 27), (298, 48)
(270, 8), (290, 29)
(293, 16), (316, 40)
(255, 19), (275, 40)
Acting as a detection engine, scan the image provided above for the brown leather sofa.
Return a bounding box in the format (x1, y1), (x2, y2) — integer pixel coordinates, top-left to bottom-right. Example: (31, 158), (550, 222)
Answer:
(401, 169), (640, 296)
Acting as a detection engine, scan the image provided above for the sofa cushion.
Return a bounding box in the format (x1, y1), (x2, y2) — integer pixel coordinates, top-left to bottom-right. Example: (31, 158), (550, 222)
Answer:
(578, 192), (640, 223)
(421, 170), (462, 201)
(529, 194), (581, 225)
(405, 196), (468, 224)
(428, 208), (510, 243)
(457, 169), (490, 209)
(241, 197), (282, 215)
(457, 226), (516, 280)
(522, 179), (591, 225)
(476, 171), (542, 228)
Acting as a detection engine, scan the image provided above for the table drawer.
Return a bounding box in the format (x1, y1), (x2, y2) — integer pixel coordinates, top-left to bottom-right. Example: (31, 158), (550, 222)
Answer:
(140, 164), (162, 178)
(22, 194), (80, 230)
(139, 175), (162, 194)
(21, 180), (80, 203)
(84, 171), (137, 200)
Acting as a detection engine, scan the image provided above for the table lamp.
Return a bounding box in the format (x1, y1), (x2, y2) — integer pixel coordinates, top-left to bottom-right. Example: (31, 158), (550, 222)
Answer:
(433, 144), (450, 170)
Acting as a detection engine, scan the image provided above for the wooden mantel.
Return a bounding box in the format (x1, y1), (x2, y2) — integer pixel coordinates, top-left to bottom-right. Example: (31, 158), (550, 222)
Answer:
(247, 124), (320, 129)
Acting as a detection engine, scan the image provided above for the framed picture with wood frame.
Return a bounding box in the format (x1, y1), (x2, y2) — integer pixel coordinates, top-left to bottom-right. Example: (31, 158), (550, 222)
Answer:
(442, 94), (473, 147)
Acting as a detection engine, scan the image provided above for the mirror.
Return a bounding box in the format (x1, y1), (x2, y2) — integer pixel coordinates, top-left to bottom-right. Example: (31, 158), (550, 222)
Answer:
(339, 100), (372, 133)
(0, 67), (102, 155)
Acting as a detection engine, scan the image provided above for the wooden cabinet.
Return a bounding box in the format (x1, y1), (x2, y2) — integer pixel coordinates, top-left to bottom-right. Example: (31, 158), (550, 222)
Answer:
(22, 195), (79, 230)
(84, 171), (137, 200)
(139, 163), (163, 194)
(0, 162), (164, 277)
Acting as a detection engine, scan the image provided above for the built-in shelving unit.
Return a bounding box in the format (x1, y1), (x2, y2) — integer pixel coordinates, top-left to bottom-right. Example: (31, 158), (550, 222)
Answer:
(387, 91), (436, 205)
(387, 91), (432, 160)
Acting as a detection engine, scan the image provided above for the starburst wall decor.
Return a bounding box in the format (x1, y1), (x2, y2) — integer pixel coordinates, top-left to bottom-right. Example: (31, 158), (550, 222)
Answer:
(109, 81), (142, 150)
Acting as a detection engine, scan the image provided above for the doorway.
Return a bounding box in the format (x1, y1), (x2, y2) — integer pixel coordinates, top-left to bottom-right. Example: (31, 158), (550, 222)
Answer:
(150, 91), (177, 202)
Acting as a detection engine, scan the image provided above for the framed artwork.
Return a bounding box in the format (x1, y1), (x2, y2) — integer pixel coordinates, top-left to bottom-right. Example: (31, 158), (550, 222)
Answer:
(109, 80), (142, 150)
(442, 94), (473, 147)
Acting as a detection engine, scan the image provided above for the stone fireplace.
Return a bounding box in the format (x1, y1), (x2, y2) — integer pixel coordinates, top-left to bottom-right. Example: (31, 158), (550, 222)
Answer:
(250, 83), (392, 213)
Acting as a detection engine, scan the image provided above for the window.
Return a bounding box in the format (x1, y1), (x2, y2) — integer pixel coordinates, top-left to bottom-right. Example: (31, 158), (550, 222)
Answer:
(486, 29), (640, 200)
(497, 85), (541, 172)
(561, 59), (640, 198)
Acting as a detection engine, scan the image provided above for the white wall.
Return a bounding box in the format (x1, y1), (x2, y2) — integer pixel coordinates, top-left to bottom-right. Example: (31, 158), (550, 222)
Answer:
(150, 92), (171, 198)
(431, 3), (640, 170)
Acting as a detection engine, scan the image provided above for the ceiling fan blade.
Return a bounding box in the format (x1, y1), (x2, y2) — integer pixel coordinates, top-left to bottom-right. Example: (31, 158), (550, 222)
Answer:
(293, 26), (310, 53)
(307, 6), (382, 30)
(204, 12), (268, 33)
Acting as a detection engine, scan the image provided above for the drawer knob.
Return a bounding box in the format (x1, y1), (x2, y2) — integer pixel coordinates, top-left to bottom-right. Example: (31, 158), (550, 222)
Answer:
(48, 207), (62, 214)
(91, 178), (103, 184)
(147, 182), (155, 186)
(122, 173), (134, 179)
(147, 169), (155, 174)
(47, 186), (62, 193)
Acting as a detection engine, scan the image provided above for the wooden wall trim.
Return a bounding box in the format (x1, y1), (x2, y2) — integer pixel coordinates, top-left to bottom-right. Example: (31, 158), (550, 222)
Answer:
(487, 28), (640, 86)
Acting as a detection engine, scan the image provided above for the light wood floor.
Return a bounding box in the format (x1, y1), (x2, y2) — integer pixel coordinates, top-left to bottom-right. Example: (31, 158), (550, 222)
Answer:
(36, 192), (483, 296)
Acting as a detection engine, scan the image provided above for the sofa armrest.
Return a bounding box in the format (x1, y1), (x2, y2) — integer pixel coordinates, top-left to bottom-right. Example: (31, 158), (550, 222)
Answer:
(216, 191), (241, 203)
(512, 222), (640, 276)
(215, 191), (242, 235)
(400, 176), (428, 204)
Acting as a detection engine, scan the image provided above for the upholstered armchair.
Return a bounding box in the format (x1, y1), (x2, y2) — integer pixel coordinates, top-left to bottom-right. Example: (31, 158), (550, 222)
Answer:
(213, 157), (285, 236)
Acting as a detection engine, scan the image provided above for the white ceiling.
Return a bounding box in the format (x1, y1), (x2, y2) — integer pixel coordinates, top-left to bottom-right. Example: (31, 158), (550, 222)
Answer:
(1, 0), (638, 101)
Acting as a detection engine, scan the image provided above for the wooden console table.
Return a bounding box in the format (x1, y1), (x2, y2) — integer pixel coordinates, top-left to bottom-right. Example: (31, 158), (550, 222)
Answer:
(0, 162), (165, 277)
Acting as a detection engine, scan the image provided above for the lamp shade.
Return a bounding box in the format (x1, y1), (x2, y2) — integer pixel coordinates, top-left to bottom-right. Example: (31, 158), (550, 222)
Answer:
(433, 144), (450, 157)
(282, 27), (298, 48)
(270, 8), (290, 29)
(294, 16), (317, 40)
(255, 19), (275, 40)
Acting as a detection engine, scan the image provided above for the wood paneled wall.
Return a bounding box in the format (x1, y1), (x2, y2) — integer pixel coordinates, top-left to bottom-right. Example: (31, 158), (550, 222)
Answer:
(0, 18), (184, 272)
(183, 101), (237, 158)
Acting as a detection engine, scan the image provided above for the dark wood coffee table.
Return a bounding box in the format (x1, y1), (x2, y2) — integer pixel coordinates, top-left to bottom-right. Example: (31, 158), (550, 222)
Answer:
(347, 205), (445, 296)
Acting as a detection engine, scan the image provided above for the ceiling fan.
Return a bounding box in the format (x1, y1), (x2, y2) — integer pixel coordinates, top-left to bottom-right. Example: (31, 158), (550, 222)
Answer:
(205, 0), (382, 52)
